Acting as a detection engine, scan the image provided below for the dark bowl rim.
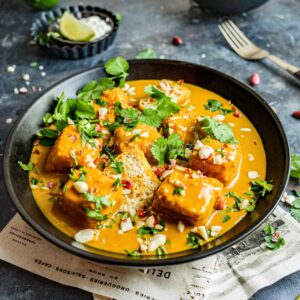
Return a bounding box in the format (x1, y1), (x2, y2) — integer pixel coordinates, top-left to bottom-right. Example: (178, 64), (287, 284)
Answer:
(3, 59), (290, 267)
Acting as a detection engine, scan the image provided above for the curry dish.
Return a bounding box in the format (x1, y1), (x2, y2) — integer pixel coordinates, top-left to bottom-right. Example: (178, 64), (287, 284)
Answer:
(24, 57), (273, 257)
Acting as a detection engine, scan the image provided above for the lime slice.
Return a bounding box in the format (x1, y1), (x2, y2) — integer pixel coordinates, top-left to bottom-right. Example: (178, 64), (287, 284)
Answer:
(60, 12), (95, 42)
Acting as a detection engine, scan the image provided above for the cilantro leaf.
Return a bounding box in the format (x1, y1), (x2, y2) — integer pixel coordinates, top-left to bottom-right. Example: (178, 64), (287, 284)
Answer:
(251, 180), (273, 197)
(36, 128), (58, 139)
(198, 116), (238, 144)
(110, 161), (123, 174)
(124, 249), (141, 257)
(104, 57), (129, 87)
(75, 100), (96, 120)
(151, 134), (184, 166)
(18, 161), (33, 171)
(204, 99), (234, 115)
(40, 138), (56, 146)
(136, 49), (157, 59)
(144, 84), (166, 99)
(222, 215), (231, 223)
(264, 224), (285, 250)
(137, 226), (160, 236)
(173, 187), (185, 196)
(187, 232), (200, 249)
(291, 208), (300, 222)
(291, 153), (300, 179)
(105, 57), (129, 76)
(77, 78), (114, 102)
(138, 108), (162, 127)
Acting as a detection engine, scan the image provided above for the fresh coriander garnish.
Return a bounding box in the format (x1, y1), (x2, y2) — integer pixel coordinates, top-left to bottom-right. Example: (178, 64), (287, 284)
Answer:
(18, 161), (34, 171)
(216, 148), (226, 157)
(136, 49), (157, 59)
(110, 161), (123, 174)
(173, 187), (185, 196)
(137, 226), (162, 236)
(124, 249), (141, 257)
(222, 215), (231, 223)
(130, 133), (140, 142)
(204, 99), (234, 115)
(156, 246), (165, 256)
(291, 153), (300, 179)
(187, 232), (200, 249)
(264, 224), (285, 250)
(104, 56), (129, 87)
(198, 116), (238, 144)
(97, 99), (107, 107)
(30, 178), (39, 185)
(151, 133), (184, 166)
(251, 180), (273, 197)
(113, 178), (123, 190)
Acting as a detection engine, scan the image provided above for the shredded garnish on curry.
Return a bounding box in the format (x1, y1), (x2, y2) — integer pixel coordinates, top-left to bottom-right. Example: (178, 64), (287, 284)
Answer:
(19, 57), (273, 257)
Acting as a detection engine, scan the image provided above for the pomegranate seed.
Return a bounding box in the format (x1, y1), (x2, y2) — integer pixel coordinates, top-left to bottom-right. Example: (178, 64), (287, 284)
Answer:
(233, 110), (242, 118)
(249, 73), (260, 86)
(172, 36), (183, 46)
(95, 123), (102, 133)
(292, 110), (300, 119)
(215, 196), (225, 210)
(121, 179), (133, 190)
(138, 209), (147, 218)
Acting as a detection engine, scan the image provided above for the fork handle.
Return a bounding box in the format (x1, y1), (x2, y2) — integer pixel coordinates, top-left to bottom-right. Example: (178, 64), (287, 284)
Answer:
(267, 54), (300, 80)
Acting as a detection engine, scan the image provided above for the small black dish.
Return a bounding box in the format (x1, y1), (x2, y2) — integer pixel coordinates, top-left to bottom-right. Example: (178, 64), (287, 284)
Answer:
(193, 0), (269, 15)
(31, 5), (119, 59)
(3, 60), (290, 267)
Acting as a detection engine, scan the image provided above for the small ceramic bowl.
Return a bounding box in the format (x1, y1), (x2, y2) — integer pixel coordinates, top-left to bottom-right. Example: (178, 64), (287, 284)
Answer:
(31, 5), (119, 59)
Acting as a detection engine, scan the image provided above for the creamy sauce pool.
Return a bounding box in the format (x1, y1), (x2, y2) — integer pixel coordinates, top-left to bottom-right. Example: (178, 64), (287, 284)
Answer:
(29, 80), (266, 255)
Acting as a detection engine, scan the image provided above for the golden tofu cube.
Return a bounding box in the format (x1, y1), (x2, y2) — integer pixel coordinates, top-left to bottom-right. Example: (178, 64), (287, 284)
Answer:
(104, 149), (160, 209)
(153, 169), (223, 226)
(45, 125), (102, 173)
(189, 137), (242, 186)
(60, 168), (124, 227)
(114, 123), (161, 162)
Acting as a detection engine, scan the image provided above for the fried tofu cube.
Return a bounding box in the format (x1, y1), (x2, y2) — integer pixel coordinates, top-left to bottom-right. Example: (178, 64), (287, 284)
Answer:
(153, 169), (223, 226)
(189, 137), (242, 186)
(138, 80), (191, 111)
(60, 168), (124, 227)
(104, 149), (161, 209)
(114, 123), (161, 162)
(45, 125), (102, 173)
(163, 106), (199, 144)
(101, 87), (133, 108)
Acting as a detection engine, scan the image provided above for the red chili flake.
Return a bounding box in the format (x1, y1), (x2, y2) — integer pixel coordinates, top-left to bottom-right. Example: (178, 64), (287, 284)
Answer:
(152, 215), (158, 225)
(292, 110), (300, 119)
(70, 135), (77, 143)
(121, 179), (133, 190)
(95, 123), (102, 133)
(185, 168), (192, 176)
(138, 209), (147, 218)
(233, 110), (242, 118)
(90, 187), (96, 194)
(31, 86), (37, 93)
(215, 196), (225, 210)
(153, 166), (164, 177)
(272, 231), (281, 242)
(253, 140), (258, 145)
(249, 73), (260, 86)
(47, 182), (57, 189)
(172, 36), (183, 46)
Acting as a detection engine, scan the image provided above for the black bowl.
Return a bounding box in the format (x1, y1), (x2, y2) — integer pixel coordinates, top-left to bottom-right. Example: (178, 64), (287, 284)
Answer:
(193, 0), (269, 15)
(31, 6), (119, 59)
(3, 60), (290, 267)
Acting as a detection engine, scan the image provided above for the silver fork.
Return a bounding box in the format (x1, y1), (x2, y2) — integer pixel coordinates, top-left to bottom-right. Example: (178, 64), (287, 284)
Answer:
(218, 20), (300, 81)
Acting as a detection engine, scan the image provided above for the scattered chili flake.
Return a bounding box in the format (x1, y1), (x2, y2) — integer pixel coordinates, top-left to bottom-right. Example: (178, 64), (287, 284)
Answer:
(121, 179), (133, 190)
(95, 123), (102, 133)
(172, 36), (183, 46)
(138, 209), (147, 218)
(215, 196), (225, 210)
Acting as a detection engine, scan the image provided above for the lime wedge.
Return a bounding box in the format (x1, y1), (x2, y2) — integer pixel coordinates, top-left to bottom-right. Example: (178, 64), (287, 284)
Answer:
(60, 12), (95, 42)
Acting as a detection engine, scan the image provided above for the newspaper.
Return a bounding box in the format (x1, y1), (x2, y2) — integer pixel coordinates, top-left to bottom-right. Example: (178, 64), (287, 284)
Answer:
(0, 206), (299, 300)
